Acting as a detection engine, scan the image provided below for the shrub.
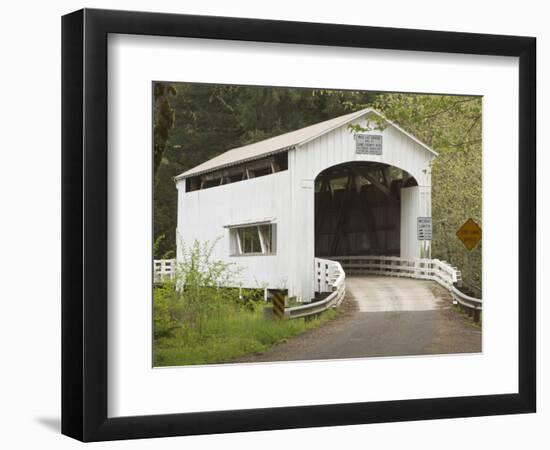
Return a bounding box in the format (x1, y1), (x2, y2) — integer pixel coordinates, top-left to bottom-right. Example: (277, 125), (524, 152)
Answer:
(153, 238), (338, 366)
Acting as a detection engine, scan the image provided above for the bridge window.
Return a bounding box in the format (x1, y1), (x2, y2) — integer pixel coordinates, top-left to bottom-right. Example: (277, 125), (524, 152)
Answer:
(230, 223), (276, 255)
(259, 224), (273, 253)
(185, 152), (288, 192)
(238, 227), (262, 254)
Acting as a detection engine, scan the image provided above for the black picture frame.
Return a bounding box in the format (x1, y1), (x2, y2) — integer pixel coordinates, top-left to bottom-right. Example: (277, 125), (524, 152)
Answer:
(61, 8), (536, 442)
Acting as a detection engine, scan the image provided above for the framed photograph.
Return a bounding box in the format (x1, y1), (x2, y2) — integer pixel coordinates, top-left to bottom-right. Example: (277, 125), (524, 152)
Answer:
(61, 8), (536, 442)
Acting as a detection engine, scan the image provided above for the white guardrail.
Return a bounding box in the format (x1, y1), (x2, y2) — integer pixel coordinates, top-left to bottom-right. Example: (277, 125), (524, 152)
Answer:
(332, 255), (482, 319)
(153, 259), (176, 283)
(285, 258), (346, 320)
(154, 255), (481, 320)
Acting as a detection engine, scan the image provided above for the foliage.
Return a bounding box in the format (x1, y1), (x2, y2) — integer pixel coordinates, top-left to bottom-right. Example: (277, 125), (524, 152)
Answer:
(153, 239), (338, 366)
(153, 82), (177, 183)
(154, 305), (337, 366)
(153, 281), (181, 339)
(366, 94), (483, 294)
(154, 239), (241, 340)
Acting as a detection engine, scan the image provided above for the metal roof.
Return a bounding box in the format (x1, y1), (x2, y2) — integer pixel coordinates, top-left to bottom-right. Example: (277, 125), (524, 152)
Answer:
(175, 108), (437, 180)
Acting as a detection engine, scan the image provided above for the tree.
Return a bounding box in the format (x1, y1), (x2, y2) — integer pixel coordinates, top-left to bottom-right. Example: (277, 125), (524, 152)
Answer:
(153, 82), (177, 183)
(366, 93), (482, 294)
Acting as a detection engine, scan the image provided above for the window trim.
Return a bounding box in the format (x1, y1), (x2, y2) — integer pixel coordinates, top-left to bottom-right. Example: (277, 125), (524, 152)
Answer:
(228, 222), (277, 256)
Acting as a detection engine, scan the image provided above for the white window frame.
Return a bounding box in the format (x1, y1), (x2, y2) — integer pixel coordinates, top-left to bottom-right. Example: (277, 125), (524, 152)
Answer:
(228, 222), (276, 256)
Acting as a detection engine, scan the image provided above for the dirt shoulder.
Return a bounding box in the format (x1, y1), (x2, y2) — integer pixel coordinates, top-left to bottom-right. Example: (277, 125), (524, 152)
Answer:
(233, 292), (359, 363)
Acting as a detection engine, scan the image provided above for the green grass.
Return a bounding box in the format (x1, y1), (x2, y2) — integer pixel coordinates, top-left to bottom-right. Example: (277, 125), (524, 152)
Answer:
(153, 240), (338, 366)
(154, 305), (337, 366)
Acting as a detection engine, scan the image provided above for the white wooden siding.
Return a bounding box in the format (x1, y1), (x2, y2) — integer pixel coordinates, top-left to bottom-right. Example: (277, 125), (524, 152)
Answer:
(287, 117), (435, 300)
(176, 171), (292, 293)
(176, 116), (434, 302)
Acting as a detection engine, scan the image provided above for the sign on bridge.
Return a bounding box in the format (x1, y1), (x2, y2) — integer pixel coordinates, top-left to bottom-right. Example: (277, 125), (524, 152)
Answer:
(356, 134), (383, 155)
(417, 217), (432, 240)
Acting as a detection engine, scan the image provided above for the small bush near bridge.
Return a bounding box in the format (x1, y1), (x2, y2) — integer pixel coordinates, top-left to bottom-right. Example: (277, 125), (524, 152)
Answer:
(153, 240), (336, 366)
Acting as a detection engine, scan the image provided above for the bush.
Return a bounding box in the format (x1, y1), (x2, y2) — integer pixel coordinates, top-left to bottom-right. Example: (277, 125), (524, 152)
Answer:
(154, 239), (242, 340)
(153, 281), (181, 338)
(153, 239), (338, 366)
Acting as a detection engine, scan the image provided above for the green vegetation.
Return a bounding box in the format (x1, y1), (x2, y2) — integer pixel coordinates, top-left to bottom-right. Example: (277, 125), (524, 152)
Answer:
(155, 304), (336, 366)
(153, 83), (176, 184)
(367, 94), (482, 295)
(153, 240), (337, 366)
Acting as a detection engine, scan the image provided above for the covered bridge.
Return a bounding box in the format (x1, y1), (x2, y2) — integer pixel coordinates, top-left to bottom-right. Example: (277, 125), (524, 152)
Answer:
(175, 108), (437, 302)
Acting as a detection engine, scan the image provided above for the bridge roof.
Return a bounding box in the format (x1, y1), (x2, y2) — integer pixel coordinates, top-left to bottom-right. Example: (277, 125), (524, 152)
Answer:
(175, 108), (437, 180)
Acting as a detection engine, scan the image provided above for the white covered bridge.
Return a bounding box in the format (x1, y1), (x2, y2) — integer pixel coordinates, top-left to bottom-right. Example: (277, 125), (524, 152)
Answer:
(158, 108), (480, 317)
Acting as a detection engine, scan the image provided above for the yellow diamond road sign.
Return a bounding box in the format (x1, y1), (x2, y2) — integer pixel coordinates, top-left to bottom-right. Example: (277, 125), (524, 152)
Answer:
(456, 218), (482, 250)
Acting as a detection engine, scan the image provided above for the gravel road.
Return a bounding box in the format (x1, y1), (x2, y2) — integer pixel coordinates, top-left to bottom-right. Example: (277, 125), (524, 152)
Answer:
(235, 276), (482, 363)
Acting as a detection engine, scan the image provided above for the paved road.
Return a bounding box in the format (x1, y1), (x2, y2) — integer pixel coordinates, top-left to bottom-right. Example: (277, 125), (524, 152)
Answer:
(236, 276), (481, 363)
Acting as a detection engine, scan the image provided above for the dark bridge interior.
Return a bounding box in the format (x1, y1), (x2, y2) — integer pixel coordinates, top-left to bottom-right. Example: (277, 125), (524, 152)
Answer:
(314, 162), (417, 257)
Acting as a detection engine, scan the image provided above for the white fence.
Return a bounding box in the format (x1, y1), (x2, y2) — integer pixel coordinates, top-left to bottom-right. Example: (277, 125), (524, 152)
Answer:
(332, 255), (460, 289)
(153, 255), (481, 320)
(153, 259), (176, 283)
(286, 258), (346, 319)
(331, 255), (481, 318)
(314, 257), (345, 293)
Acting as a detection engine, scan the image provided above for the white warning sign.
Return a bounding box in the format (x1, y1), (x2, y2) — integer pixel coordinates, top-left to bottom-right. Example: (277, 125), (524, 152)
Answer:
(417, 217), (432, 240)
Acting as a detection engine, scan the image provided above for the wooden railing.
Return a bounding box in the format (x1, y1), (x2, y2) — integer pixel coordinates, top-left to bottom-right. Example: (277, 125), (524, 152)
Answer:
(153, 259), (176, 283)
(314, 257), (345, 293)
(330, 255), (481, 319)
(285, 258), (346, 319)
(332, 255), (459, 288)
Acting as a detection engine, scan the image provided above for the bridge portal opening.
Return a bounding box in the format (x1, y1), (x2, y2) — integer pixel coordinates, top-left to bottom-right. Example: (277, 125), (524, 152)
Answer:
(314, 162), (417, 258)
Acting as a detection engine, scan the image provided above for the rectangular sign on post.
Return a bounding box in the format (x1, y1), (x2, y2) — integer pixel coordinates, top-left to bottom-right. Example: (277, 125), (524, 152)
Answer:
(356, 134), (383, 155)
(417, 217), (432, 240)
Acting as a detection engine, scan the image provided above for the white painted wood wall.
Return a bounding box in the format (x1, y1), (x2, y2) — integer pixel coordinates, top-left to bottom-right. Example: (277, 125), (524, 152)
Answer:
(400, 186), (432, 259)
(176, 113), (435, 302)
(176, 171), (292, 293)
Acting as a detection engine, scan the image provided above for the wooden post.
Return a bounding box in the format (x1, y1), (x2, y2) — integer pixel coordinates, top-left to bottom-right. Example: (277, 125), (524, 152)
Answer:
(329, 173), (354, 255)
